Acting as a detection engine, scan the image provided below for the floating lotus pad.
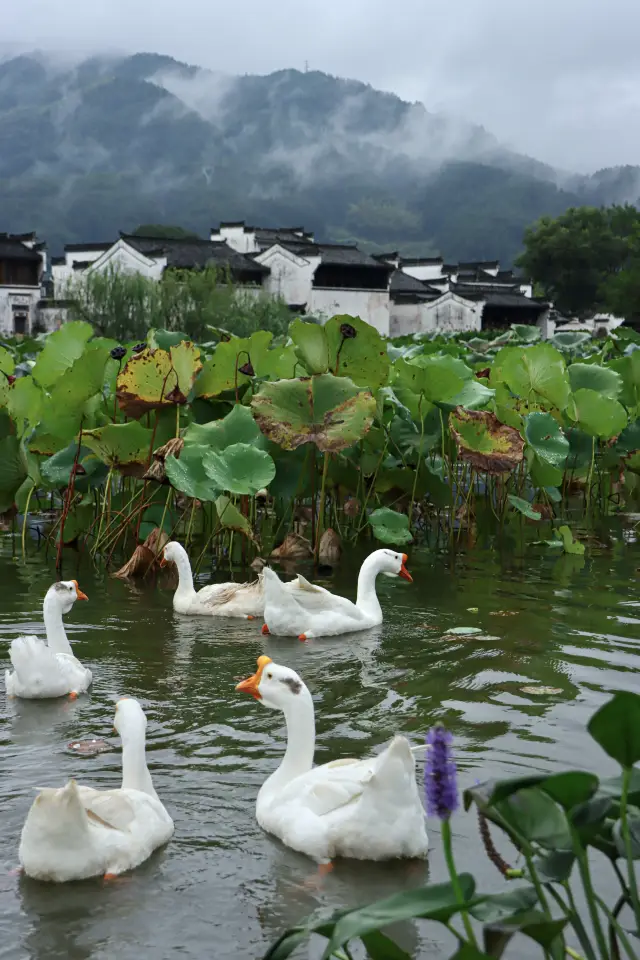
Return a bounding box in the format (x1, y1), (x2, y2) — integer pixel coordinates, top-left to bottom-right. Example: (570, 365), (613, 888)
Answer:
(368, 507), (413, 546)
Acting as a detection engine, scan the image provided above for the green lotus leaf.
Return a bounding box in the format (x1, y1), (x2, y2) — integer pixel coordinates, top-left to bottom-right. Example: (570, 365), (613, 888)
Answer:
(183, 403), (265, 450)
(41, 443), (83, 487)
(194, 331), (272, 398)
(258, 343), (299, 381)
(203, 442), (275, 495)
(568, 362), (623, 400)
(82, 421), (153, 469)
(150, 329), (190, 350)
(251, 373), (375, 452)
(511, 324), (542, 343)
(524, 412), (569, 469)
(215, 494), (256, 540)
(443, 378), (495, 411)
(551, 331), (591, 350)
(31, 321), (94, 389)
(572, 388), (628, 439)
(58, 504), (93, 545)
(507, 494), (542, 520)
(492, 343), (571, 411)
(393, 354), (472, 405)
(289, 318), (329, 375)
(555, 525), (585, 555)
(608, 353), (640, 411)
(7, 377), (43, 437)
(0, 347), (15, 377)
(368, 507), (413, 545)
(39, 341), (113, 442)
(528, 453), (564, 489)
(324, 315), (390, 390)
(164, 446), (219, 501)
(450, 407), (524, 474)
(0, 435), (28, 512)
(117, 342), (202, 418)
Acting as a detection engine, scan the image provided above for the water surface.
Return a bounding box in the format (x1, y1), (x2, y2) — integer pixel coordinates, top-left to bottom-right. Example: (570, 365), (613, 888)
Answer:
(0, 526), (638, 959)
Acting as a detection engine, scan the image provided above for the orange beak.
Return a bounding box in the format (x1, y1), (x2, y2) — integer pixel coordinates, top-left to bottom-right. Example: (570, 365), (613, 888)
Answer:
(398, 554), (412, 583)
(235, 655), (272, 700)
(159, 554), (167, 567)
(72, 579), (89, 601)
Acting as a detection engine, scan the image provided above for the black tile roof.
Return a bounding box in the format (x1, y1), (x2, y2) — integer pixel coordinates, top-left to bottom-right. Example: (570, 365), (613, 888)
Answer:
(122, 234), (269, 276)
(316, 244), (393, 269)
(482, 291), (547, 310)
(400, 256), (444, 266)
(0, 235), (41, 261)
(64, 241), (114, 252)
(51, 256), (65, 265)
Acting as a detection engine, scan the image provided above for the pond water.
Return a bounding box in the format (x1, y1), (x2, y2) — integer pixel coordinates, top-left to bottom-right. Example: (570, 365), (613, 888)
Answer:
(0, 524), (639, 960)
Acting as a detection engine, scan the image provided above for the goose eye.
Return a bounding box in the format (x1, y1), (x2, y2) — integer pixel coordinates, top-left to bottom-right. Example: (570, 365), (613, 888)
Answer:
(267, 672), (273, 679)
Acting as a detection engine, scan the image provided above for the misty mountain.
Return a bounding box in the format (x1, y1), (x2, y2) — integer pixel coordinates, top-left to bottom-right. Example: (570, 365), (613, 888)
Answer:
(1, 50), (639, 262)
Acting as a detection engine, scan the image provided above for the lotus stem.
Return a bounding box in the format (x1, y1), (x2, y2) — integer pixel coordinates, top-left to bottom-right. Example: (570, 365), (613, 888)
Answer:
(442, 818), (478, 948)
(93, 464), (114, 557)
(21, 482), (35, 560)
(620, 767), (640, 933)
(315, 451), (330, 559)
(56, 422), (84, 570)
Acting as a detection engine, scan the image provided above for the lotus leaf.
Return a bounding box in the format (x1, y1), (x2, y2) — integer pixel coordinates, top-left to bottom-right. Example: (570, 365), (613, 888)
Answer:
(194, 331), (272, 398)
(0, 435), (27, 512)
(31, 321), (94, 389)
(443, 378), (495, 411)
(183, 403), (264, 450)
(393, 354), (472, 405)
(568, 362), (623, 400)
(117, 342), (202, 418)
(258, 344), (299, 381)
(7, 377), (43, 437)
(608, 352), (640, 411)
(58, 504), (93, 545)
(450, 407), (524, 474)
(41, 443), (87, 487)
(0, 347), (15, 376)
(493, 343), (571, 411)
(41, 341), (113, 442)
(215, 494), (255, 539)
(251, 374), (375, 452)
(203, 442), (275, 495)
(551, 331), (592, 350)
(556, 525), (585, 555)
(524, 412), (569, 468)
(325, 315), (390, 390)
(507, 494), (541, 520)
(82, 421), (153, 469)
(150, 329), (190, 350)
(165, 447), (219, 501)
(289, 318), (329, 374)
(572, 388), (628, 439)
(511, 324), (542, 343)
(368, 507), (413, 545)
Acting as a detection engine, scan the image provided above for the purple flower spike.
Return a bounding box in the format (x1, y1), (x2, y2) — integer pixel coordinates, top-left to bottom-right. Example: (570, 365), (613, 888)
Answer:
(425, 724), (458, 820)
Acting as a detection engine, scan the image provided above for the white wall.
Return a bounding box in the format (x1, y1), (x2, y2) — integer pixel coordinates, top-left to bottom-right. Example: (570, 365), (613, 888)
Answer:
(37, 303), (71, 332)
(88, 242), (167, 280)
(310, 288), (390, 336)
(390, 293), (481, 337)
(389, 303), (429, 337)
(536, 310), (555, 339)
(257, 246), (320, 306)
(0, 288), (41, 335)
(211, 226), (259, 254)
(402, 263), (445, 283)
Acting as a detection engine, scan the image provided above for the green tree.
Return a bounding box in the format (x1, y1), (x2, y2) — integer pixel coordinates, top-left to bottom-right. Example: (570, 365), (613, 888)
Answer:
(516, 205), (640, 317)
(64, 267), (292, 341)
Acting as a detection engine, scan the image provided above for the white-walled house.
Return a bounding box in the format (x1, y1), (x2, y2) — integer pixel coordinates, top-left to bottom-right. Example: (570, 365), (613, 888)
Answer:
(0, 233), (48, 336)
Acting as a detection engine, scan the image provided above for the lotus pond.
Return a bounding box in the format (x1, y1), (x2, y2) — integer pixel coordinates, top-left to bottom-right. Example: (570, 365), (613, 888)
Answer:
(0, 317), (639, 572)
(0, 517), (638, 958)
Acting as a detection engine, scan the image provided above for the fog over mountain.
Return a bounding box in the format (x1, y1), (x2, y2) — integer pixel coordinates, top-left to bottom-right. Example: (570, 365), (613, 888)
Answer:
(1, 49), (639, 262)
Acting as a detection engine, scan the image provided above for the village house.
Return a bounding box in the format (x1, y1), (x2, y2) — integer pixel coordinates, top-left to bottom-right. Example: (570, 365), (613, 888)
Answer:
(0, 233), (49, 336)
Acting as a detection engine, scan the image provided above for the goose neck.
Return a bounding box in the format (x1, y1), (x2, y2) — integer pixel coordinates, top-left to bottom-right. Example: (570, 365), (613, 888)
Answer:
(355, 553), (383, 620)
(121, 731), (157, 799)
(43, 594), (73, 656)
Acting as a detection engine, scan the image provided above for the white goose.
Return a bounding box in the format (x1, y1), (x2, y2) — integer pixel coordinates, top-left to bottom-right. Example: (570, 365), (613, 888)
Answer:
(262, 549), (413, 639)
(236, 656), (428, 864)
(5, 580), (92, 699)
(19, 697), (174, 882)
(161, 541), (264, 618)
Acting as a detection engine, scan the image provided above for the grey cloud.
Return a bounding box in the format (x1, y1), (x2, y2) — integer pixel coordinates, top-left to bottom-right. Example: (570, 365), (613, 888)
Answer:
(3, 0), (639, 171)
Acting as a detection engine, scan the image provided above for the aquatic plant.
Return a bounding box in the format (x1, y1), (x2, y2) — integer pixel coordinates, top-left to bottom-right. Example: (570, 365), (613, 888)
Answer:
(264, 689), (640, 960)
(0, 315), (637, 570)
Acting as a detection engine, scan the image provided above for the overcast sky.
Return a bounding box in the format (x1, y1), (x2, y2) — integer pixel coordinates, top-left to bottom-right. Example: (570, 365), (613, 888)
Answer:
(3, 0), (639, 172)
